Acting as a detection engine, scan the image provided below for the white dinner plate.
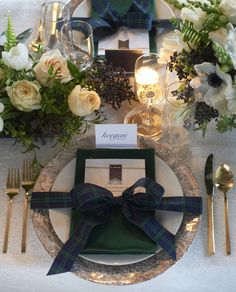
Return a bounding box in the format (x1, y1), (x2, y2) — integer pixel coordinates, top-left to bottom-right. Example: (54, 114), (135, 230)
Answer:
(49, 155), (183, 265)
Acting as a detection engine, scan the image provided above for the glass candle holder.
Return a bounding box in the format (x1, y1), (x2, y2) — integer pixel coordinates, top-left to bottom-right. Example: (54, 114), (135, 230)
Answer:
(41, 1), (70, 50)
(61, 20), (94, 70)
(125, 53), (167, 139)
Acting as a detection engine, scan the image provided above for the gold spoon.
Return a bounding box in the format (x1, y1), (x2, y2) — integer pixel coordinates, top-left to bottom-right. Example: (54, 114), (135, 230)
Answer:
(215, 164), (234, 255)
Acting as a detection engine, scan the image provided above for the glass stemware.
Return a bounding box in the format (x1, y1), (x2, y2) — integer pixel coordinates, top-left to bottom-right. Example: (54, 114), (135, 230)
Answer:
(124, 53), (167, 139)
(162, 80), (196, 159)
(61, 20), (94, 70)
(40, 1), (70, 50)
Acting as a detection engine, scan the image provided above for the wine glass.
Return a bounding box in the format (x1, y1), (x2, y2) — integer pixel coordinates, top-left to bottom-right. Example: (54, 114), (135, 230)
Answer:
(61, 20), (94, 70)
(40, 1), (70, 50)
(124, 53), (167, 139)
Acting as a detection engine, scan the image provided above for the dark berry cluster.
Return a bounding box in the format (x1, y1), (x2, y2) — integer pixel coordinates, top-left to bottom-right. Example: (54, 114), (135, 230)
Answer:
(195, 102), (219, 125)
(85, 60), (135, 109)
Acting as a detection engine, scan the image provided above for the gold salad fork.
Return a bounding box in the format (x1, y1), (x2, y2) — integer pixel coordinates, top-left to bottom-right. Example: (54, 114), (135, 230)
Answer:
(21, 160), (34, 253)
(3, 168), (20, 253)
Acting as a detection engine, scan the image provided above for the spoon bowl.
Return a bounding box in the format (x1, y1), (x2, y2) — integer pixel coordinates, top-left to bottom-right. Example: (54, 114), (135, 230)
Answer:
(215, 164), (234, 255)
(215, 164), (234, 193)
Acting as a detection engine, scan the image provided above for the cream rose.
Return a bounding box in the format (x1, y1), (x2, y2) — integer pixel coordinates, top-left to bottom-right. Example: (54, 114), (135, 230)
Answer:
(2, 43), (29, 70)
(0, 102), (4, 113)
(33, 49), (72, 87)
(68, 85), (101, 116)
(6, 80), (42, 112)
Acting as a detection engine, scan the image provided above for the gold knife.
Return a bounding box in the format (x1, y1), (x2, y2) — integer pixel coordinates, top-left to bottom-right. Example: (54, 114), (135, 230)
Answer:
(204, 154), (215, 255)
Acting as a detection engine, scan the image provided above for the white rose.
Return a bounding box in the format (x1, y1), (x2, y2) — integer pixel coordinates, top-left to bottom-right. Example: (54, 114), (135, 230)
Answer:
(0, 103), (4, 113)
(180, 7), (207, 30)
(220, 0), (236, 25)
(225, 24), (236, 70)
(68, 85), (101, 116)
(6, 80), (42, 112)
(34, 49), (72, 87)
(0, 117), (3, 132)
(2, 43), (29, 70)
(209, 27), (228, 47)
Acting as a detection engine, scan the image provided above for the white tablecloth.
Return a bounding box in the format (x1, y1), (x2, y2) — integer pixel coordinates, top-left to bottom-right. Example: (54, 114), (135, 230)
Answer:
(1, 1), (236, 291)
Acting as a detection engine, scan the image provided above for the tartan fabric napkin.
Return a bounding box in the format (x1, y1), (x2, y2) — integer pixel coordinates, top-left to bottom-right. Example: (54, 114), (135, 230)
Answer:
(31, 177), (202, 275)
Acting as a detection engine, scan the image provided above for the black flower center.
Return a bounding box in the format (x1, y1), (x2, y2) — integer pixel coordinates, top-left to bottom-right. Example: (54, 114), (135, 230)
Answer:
(207, 73), (223, 88)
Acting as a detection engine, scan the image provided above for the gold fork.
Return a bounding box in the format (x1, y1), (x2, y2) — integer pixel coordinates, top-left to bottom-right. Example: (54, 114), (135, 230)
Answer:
(21, 159), (35, 253)
(3, 168), (20, 253)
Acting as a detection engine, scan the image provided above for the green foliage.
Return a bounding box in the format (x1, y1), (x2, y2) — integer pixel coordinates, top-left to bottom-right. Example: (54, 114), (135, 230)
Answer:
(16, 28), (33, 43)
(212, 43), (233, 72)
(67, 60), (85, 82)
(165, 0), (186, 9)
(171, 19), (209, 46)
(216, 115), (236, 133)
(4, 16), (17, 51)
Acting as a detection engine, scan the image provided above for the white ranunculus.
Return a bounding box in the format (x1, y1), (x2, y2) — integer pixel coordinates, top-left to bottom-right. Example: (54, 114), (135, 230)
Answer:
(159, 32), (187, 64)
(220, 0), (236, 25)
(68, 85), (101, 116)
(6, 80), (42, 112)
(2, 43), (29, 70)
(0, 103), (4, 113)
(0, 117), (4, 132)
(33, 49), (72, 87)
(209, 28), (228, 47)
(190, 62), (232, 115)
(180, 7), (207, 30)
(225, 23), (236, 70)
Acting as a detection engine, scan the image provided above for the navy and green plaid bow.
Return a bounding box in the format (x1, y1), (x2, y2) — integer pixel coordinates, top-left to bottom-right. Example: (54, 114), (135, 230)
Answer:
(31, 177), (202, 275)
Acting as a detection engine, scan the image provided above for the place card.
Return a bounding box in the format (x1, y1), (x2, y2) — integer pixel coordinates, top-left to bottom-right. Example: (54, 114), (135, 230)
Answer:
(95, 124), (137, 148)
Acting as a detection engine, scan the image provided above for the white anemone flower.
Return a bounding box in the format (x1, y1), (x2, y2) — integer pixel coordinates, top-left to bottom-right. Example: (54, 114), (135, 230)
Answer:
(190, 62), (232, 115)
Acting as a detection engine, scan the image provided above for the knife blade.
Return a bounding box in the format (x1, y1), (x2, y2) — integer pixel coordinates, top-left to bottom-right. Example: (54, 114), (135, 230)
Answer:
(204, 154), (215, 255)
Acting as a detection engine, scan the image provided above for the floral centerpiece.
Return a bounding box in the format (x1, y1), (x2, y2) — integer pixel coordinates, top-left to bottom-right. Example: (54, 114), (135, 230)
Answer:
(0, 18), (101, 157)
(161, 0), (236, 134)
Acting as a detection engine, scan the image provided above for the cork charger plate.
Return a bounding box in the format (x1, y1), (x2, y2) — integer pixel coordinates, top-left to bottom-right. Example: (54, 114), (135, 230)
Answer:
(31, 136), (201, 285)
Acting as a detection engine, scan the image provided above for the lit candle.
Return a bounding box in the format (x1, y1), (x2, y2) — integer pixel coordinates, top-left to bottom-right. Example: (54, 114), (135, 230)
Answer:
(135, 67), (159, 85)
(135, 67), (161, 103)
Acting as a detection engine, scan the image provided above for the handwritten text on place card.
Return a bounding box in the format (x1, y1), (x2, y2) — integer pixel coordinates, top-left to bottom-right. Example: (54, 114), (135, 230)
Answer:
(95, 124), (137, 148)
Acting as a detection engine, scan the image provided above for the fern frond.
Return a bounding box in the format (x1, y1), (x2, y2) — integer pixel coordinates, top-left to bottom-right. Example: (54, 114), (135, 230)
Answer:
(172, 19), (209, 46)
(165, 0), (186, 10)
(4, 16), (17, 52)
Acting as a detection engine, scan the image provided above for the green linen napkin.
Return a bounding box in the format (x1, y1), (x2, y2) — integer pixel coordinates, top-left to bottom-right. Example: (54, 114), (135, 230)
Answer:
(69, 148), (157, 254)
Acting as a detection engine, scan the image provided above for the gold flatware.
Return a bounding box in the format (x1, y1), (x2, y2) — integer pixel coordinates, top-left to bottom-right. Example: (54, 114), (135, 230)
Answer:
(204, 154), (215, 255)
(3, 168), (20, 253)
(215, 164), (234, 255)
(21, 159), (34, 253)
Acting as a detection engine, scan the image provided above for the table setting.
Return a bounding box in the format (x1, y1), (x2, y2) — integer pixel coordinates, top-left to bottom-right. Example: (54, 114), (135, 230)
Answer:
(1, 0), (236, 292)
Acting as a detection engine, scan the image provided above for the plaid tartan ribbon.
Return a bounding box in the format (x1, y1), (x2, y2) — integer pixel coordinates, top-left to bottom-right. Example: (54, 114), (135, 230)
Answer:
(31, 177), (202, 275)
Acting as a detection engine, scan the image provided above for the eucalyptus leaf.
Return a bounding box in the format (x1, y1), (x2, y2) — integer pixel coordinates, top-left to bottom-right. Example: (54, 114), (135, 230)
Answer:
(67, 60), (84, 80)
(16, 28), (33, 43)
(2, 111), (21, 120)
